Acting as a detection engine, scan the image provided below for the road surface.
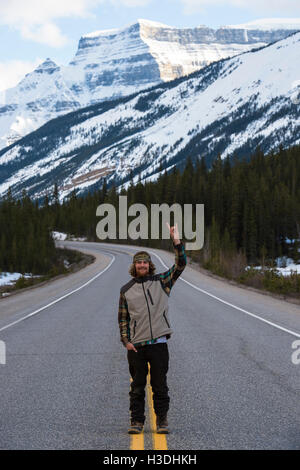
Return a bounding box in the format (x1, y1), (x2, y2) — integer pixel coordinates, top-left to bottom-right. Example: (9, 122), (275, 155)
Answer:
(0, 240), (299, 450)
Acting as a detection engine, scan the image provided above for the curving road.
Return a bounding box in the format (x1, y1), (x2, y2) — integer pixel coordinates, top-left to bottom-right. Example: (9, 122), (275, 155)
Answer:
(0, 240), (299, 450)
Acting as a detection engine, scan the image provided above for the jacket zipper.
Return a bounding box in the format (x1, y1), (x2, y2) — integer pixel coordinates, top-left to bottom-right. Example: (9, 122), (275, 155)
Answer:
(163, 310), (170, 328)
(133, 320), (136, 337)
(142, 281), (153, 340)
(147, 288), (154, 305)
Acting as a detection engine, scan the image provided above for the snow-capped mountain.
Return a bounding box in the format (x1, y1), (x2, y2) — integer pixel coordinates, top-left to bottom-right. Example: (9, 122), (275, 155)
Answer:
(223, 18), (300, 30)
(1, 58), (81, 147)
(0, 30), (299, 203)
(1, 18), (299, 150)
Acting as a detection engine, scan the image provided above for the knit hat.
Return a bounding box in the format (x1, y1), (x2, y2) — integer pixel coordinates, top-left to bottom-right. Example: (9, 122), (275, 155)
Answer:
(133, 251), (151, 263)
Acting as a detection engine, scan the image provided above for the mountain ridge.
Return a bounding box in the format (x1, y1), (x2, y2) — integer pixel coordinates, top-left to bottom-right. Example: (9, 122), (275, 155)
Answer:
(1, 18), (299, 149)
(0, 30), (299, 202)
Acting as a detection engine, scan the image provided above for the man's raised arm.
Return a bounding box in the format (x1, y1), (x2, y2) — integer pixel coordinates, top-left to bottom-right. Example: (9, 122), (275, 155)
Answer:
(159, 224), (187, 295)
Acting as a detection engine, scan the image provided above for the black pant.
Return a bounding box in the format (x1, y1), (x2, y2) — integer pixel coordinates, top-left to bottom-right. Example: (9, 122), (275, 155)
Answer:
(127, 342), (169, 423)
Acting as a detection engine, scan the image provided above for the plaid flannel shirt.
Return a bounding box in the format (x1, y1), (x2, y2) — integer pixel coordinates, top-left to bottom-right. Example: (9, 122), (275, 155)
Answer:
(118, 241), (187, 347)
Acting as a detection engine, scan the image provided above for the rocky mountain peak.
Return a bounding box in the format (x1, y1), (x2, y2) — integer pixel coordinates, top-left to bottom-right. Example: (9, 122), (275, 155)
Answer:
(1, 18), (300, 150)
(34, 59), (60, 75)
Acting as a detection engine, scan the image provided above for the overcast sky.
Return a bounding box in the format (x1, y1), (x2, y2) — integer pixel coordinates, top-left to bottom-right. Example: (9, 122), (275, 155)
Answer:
(0, 0), (299, 92)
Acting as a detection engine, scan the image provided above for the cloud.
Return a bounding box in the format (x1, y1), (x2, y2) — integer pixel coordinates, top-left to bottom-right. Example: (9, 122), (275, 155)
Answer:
(21, 23), (69, 47)
(179, 0), (300, 15)
(0, 59), (42, 95)
(0, 0), (152, 47)
(111, 0), (150, 5)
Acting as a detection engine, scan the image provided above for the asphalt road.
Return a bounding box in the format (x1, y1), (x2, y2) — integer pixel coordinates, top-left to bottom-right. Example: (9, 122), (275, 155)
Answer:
(0, 240), (299, 450)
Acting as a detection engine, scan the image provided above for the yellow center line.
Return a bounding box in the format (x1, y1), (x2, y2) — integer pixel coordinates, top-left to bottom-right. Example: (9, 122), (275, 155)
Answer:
(130, 431), (144, 450)
(146, 363), (168, 451)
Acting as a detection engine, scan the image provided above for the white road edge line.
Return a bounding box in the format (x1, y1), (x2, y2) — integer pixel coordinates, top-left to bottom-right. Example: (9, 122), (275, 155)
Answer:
(0, 255), (115, 333)
(149, 250), (300, 339)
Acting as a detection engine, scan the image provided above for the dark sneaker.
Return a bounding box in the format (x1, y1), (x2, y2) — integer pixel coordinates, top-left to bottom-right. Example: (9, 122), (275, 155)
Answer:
(156, 415), (169, 434)
(128, 421), (144, 434)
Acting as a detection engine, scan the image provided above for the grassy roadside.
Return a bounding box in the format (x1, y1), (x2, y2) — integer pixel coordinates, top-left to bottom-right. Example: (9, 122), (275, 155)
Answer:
(0, 247), (95, 298)
(186, 250), (300, 304)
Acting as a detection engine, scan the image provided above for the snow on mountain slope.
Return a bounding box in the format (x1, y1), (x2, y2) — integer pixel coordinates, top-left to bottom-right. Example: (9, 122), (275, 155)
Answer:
(0, 31), (299, 202)
(1, 19), (299, 150)
(0, 59), (81, 148)
(224, 18), (300, 30)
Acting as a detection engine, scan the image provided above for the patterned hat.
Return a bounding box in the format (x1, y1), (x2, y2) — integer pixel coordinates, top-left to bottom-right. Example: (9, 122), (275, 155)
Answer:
(133, 251), (151, 263)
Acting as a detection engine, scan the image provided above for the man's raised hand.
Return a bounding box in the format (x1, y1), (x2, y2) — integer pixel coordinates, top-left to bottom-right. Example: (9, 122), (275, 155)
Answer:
(166, 222), (180, 245)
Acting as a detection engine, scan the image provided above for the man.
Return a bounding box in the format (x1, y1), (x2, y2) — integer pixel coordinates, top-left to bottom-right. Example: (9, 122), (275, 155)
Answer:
(118, 223), (187, 434)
